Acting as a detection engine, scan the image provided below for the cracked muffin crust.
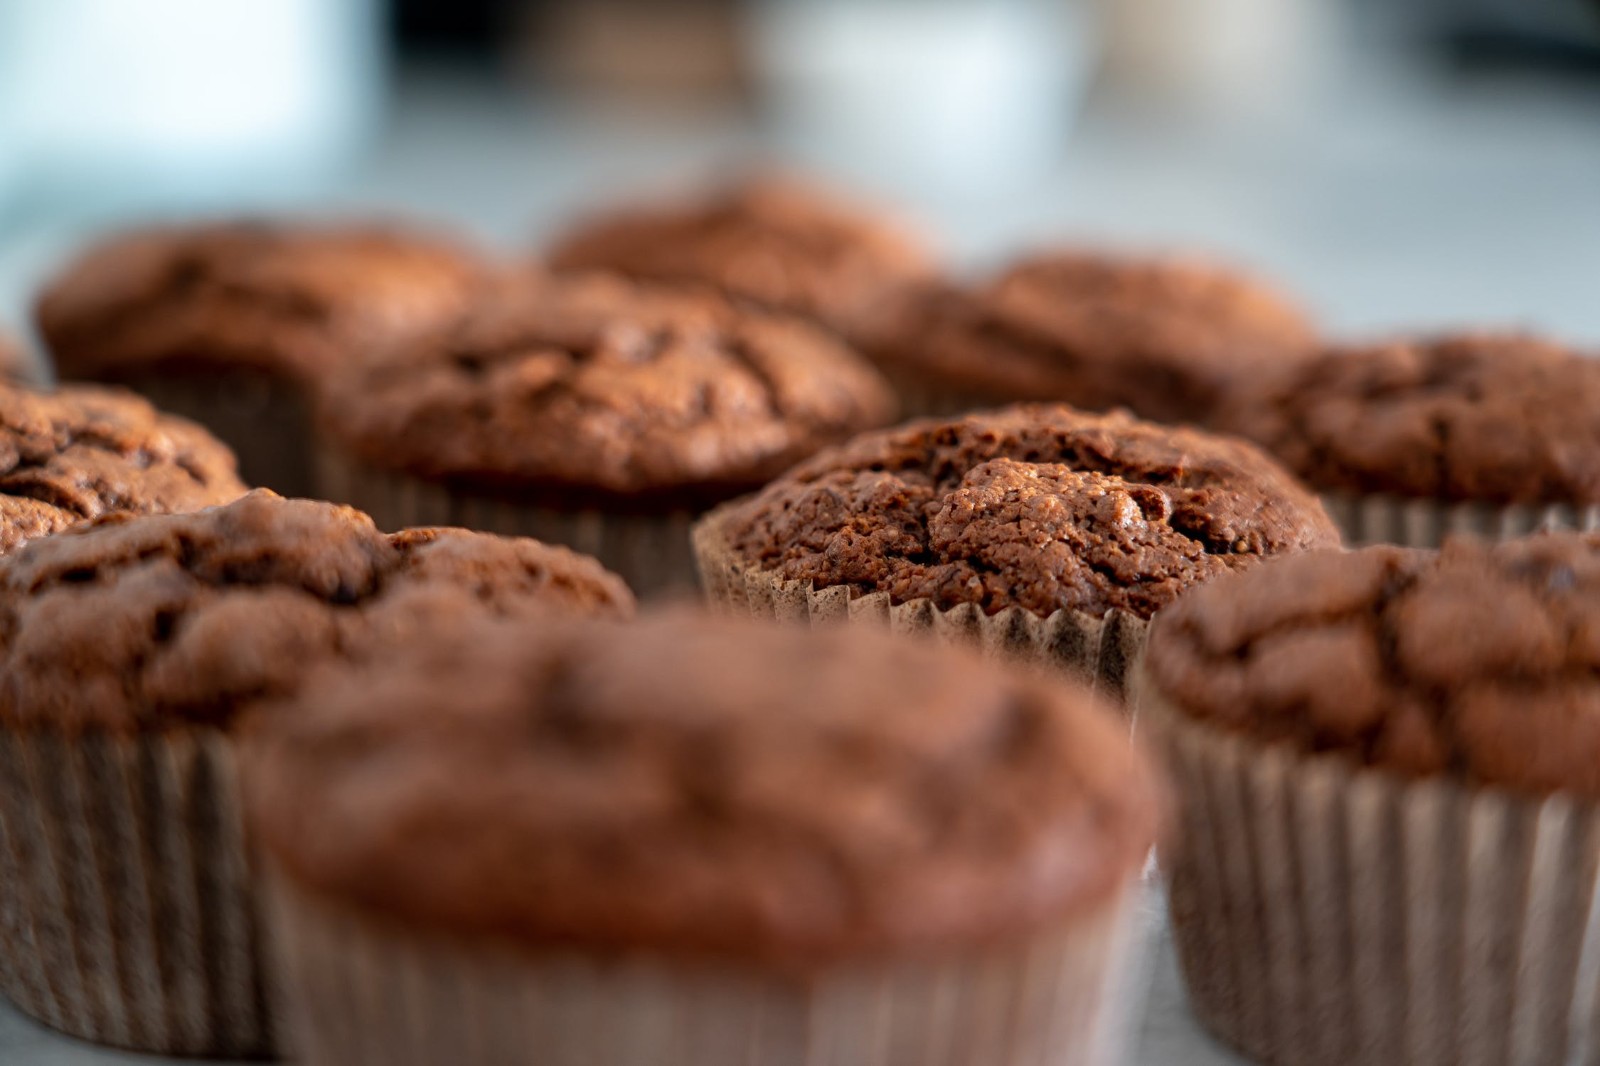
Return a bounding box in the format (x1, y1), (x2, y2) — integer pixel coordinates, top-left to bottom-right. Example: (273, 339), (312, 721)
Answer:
(867, 250), (1315, 425)
(0, 491), (633, 733)
(546, 176), (937, 338)
(0, 382), (245, 555)
(708, 404), (1339, 620)
(318, 271), (899, 504)
(1144, 532), (1600, 796)
(36, 219), (487, 387)
(247, 608), (1159, 965)
(1215, 332), (1600, 504)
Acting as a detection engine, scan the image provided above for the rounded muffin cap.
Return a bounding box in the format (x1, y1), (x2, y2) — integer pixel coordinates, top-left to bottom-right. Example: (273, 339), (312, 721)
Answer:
(0, 381), (246, 556)
(247, 608), (1159, 967)
(545, 174), (937, 338)
(36, 219), (488, 387)
(705, 403), (1339, 621)
(1215, 331), (1600, 504)
(867, 249), (1315, 425)
(0, 490), (633, 735)
(1144, 531), (1600, 798)
(317, 271), (899, 504)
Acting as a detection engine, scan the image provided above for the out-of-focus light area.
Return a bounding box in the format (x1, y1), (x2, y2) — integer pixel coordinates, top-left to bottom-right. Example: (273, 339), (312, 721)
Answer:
(1, 0), (1599, 338)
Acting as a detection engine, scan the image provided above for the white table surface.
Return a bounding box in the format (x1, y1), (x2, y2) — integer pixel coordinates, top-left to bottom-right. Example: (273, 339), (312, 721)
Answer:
(1, 32), (1597, 1065)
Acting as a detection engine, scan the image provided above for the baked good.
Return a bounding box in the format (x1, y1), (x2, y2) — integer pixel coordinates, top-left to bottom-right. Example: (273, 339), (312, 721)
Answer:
(315, 271), (898, 595)
(694, 403), (1338, 696)
(0, 327), (38, 385)
(867, 249), (1315, 422)
(36, 220), (488, 493)
(1215, 331), (1600, 544)
(0, 381), (245, 555)
(0, 491), (631, 1057)
(251, 608), (1158, 1066)
(1140, 532), (1600, 1066)
(546, 174), (936, 339)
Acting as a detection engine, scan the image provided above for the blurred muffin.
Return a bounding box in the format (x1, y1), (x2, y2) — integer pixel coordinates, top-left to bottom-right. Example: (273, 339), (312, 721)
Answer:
(547, 174), (937, 341)
(251, 608), (1159, 1066)
(694, 403), (1337, 698)
(1141, 533), (1600, 1066)
(1216, 331), (1600, 545)
(0, 326), (41, 386)
(36, 220), (489, 494)
(315, 271), (898, 596)
(0, 491), (631, 1057)
(0, 381), (245, 555)
(868, 250), (1315, 422)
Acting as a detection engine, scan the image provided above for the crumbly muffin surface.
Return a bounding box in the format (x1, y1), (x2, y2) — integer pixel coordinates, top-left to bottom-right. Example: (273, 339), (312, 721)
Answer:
(713, 404), (1338, 619)
(0, 491), (633, 732)
(249, 609), (1158, 964)
(1146, 532), (1600, 796)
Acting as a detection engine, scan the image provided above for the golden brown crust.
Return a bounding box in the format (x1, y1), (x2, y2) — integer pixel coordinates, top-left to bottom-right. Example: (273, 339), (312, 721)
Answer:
(712, 404), (1339, 620)
(547, 175), (937, 337)
(247, 609), (1158, 966)
(1145, 532), (1600, 796)
(317, 272), (899, 502)
(1215, 332), (1600, 504)
(0, 491), (633, 733)
(37, 220), (488, 387)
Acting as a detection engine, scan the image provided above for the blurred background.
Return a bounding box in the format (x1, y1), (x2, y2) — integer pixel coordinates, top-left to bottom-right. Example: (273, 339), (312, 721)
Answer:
(1, 0), (1598, 343)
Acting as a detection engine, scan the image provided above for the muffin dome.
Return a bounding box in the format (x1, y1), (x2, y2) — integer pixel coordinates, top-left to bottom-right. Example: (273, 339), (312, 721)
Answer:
(0, 490), (633, 732)
(704, 404), (1338, 620)
(248, 608), (1158, 965)
(0, 382), (245, 555)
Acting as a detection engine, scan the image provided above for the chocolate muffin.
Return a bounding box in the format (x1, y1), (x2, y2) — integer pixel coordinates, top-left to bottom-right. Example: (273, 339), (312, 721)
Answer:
(315, 271), (899, 596)
(546, 175), (937, 341)
(251, 608), (1159, 1066)
(0, 491), (631, 1057)
(868, 250), (1316, 422)
(1216, 331), (1600, 545)
(36, 220), (489, 494)
(695, 403), (1338, 697)
(1141, 533), (1600, 1066)
(0, 381), (245, 555)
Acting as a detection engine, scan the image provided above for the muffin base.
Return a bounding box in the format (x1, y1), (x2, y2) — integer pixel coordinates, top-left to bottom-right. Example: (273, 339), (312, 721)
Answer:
(269, 874), (1145, 1066)
(92, 368), (315, 497)
(1321, 491), (1600, 548)
(692, 508), (1149, 703)
(0, 730), (272, 1058)
(316, 449), (697, 599)
(1139, 679), (1600, 1066)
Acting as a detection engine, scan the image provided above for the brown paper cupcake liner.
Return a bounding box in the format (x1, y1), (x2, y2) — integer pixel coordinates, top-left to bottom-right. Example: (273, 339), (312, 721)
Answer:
(315, 448), (699, 599)
(691, 507), (1149, 703)
(1321, 491), (1600, 549)
(1139, 680), (1600, 1066)
(268, 871), (1147, 1066)
(0, 729), (272, 1058)
(105, 369), (315, 497)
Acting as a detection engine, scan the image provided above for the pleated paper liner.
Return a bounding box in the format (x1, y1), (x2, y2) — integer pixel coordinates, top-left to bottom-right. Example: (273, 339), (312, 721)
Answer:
(1321, 491), (1600, 549)
(691, 507), (1150, 704)
(1138, 679), (1600, 1066)
(315, 448), (699, 600)
(268, 871), (1147, 1066)
(97, 369), (317, 497)
(0, 729), (273, 1058)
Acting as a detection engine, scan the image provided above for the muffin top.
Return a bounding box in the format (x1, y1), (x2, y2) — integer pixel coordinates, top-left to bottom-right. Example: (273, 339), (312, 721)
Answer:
(1216, 332), (1600, 504)
(546, 176), (936, 337)
(868, 250), (1315, 425)
(318, 272), (898, 504)
(708, 404), (1339, 620)
(0, 491), (633, 734)
(248, 608), (1158, 966)
(37, 220), (486, 386)
(1145, 532), (1600, 798)
(0, 383), (246, 556)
